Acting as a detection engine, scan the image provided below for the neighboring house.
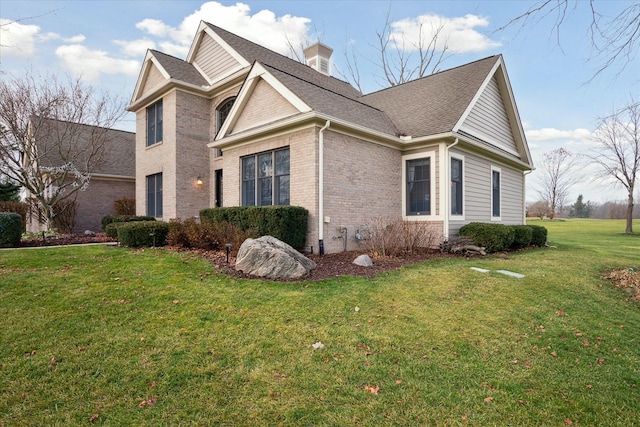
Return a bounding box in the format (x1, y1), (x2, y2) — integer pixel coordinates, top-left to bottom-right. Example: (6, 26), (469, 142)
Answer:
(127, 21), (533, 254)
(25, 118), (135, 233)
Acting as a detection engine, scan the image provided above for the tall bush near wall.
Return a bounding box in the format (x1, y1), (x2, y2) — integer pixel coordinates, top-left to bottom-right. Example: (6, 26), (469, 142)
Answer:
(200, 206), (308, 249)
(459, 222), (515, 252)
(0, 212), (22, 247)
(0, 201), (29, 232)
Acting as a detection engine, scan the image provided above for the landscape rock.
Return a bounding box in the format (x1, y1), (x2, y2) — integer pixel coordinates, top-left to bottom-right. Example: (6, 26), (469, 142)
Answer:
(235, 236), (316, 279)
(84, 230), (95, 236)
(353, 254), (373, 267)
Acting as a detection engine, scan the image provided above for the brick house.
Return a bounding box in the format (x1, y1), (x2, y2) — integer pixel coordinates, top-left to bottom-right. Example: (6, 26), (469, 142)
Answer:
(26, 118), (135, 233)
(127, 21), (533, 254)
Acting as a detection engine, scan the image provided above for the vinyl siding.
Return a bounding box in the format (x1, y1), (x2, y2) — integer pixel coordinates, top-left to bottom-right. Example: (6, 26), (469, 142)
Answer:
(448, 149), (524, 237)
(193, 34), (242, 82)
(458, 76), (519, 157)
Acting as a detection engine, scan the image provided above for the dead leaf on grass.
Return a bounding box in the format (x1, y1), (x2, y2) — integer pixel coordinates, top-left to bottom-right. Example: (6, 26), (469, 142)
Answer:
(89, 414), (99, 423)
(364, 385), (380, 395)
(138, 396), (157, 408)
(484, 396), (494, 403)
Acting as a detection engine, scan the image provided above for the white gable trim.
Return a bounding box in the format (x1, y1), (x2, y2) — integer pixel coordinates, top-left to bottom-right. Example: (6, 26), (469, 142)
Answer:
(453, 56), (532, 167)
(186, 21), (251, 69)
(130, 51), (171, 105)
(216, 62), (312, 140)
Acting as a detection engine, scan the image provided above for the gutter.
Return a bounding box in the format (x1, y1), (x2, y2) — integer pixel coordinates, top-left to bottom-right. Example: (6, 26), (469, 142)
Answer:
(443, 138), (459, 241)
(318, 120), (331, 255)
(522, 169), (533, 223)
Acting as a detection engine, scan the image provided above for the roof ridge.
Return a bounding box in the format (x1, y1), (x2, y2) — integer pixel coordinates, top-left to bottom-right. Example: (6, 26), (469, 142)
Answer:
(260, 62), (386, 113)
(202, 21), (358, 91)
(36, 116), (134, 135)
(361, 55), (500, 98)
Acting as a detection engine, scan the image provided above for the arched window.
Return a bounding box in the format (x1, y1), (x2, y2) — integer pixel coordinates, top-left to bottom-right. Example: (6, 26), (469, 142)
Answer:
(216, 97), (236, 133)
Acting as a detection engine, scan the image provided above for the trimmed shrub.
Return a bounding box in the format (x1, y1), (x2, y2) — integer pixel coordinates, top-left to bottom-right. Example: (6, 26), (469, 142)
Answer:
(529, 224), (548, 247)
(101, 215), (155, 231)
(0, 201), (29, 232)
(459, 222), (515, 253)
(114, 198), (136, 215)
(104, 222), (123, 239)
(0, 212), (22, 247)
(117, 221), (169, 247)
(510, 225), (533, 249)
(200, 206), (308, 249)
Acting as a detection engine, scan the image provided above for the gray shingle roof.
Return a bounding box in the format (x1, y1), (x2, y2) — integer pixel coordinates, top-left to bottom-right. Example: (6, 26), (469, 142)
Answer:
(262, 64), (398, 135)
(203, 22), (362, 100)
(33, 117), (135, 177)
(150, 49), (209, 87)
(360, 56), (500, 137)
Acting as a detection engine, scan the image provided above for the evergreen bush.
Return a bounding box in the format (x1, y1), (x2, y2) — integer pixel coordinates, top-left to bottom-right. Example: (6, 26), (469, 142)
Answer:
(529, 224), (548, 247)
(200, 206), (308, 249)
(510, 225), (533, 249)
(0, 212), (22, 247)
(459, 222), (515, 252)
(117, 221), (169, 247)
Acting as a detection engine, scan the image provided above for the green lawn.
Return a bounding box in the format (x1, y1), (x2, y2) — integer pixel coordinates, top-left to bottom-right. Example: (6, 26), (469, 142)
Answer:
(1, 219), (638, 426)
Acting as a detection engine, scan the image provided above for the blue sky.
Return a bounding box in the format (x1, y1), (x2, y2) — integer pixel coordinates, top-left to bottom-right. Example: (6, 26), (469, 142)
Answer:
(1, 0), (638, 204)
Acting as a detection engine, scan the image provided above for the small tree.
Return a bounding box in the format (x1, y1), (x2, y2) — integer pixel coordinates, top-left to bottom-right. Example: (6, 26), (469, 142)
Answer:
(0, 71), (124, 230)
(588, 100), (639, 233)
(527, 200), (550, 219)
(537, 148), (580, 220)
(569, 194), (593, 218)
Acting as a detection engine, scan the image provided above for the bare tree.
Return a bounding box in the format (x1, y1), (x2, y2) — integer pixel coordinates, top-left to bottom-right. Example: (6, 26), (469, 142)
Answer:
(0, 71), (125, 230)
(587, 100), (640, 233)
(496, 0), (640, 81)
(337, 9), (452, 91)
(537, 148), (581, 220)
(527, 199), (551, 219)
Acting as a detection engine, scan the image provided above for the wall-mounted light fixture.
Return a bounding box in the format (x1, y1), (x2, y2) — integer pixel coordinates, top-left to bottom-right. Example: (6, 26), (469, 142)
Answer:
(196, 176), (204, 187)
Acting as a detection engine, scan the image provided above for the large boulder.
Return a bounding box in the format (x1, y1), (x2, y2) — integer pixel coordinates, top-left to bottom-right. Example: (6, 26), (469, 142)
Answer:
(235, 236), (316, 279)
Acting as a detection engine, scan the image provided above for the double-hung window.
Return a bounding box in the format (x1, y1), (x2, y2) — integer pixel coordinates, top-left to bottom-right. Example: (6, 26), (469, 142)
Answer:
(451, 156), (463, 216)
(146, 100), (163, 147)
(241, 148), (290, 206)
(406, 157), (431, 215)
(146, 173), (163, 218)
(491, 167), (501, 219)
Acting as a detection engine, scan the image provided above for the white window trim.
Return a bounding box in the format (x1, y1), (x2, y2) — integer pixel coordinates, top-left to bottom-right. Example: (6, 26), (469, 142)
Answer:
(491, 165), (502, 221)
(402, 152), (436, 221)
(450, 153), (465, 220)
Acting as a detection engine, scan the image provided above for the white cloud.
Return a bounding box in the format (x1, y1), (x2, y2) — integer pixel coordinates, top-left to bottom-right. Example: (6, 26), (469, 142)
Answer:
(132, 1), (311, 59)
(525, 127), (592, 141)
(389, 14), (501, 53)
(114, 38), (156, 58)
(0, 19), (40, 57)
(55, 44), (140, 80)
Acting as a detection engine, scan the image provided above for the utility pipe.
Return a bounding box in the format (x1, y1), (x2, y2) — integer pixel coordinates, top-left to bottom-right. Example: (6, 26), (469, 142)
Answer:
(318, 120), (331, 255)
(443, 138), (459, 241)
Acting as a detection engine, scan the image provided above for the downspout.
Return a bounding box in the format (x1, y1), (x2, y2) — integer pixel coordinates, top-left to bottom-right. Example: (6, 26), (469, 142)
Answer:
(318, 120), (331, 255)
(443, 138), (459, 241)
(523, 170), (532, 223)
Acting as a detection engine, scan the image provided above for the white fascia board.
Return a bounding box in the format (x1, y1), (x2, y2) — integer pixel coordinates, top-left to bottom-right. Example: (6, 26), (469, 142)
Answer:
(129, 51), (171, 109)
(453, 132), (533, 170)
(215, 62), (312, 140)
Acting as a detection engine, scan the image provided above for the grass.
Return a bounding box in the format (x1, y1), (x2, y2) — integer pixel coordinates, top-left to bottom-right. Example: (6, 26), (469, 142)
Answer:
(1, 219), (639, 426)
